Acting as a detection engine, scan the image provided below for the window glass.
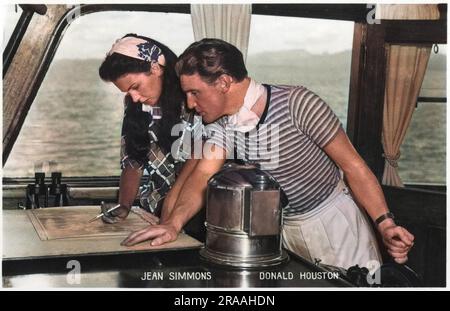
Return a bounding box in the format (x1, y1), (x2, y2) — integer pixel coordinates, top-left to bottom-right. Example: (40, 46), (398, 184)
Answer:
(419, 45), (446, 98)
(247, 15), (354, 128)
(3, 11), (194, 177)
(2, 4), (23, 51)
(399, 47), (446, 185)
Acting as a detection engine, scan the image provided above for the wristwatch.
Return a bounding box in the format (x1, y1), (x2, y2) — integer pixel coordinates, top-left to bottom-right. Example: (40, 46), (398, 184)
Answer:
(375, 212), (395, 226)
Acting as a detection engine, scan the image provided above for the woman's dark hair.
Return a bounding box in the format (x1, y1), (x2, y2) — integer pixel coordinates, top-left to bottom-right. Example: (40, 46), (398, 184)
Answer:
(175, 38), (248, 84)
(99, 34), (183, 163)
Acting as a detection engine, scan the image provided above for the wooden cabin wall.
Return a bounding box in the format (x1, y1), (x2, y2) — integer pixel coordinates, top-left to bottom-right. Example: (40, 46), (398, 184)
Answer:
(3, 5), (68, 165)
(382, 186), (446, 287)
(347, 23), (386, 180)
(348, 15), (446, 177)
(348, 13), (446, 287)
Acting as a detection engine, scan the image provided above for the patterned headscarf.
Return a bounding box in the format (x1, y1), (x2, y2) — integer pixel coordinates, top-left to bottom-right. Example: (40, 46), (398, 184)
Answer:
(107, 36), (166, 66)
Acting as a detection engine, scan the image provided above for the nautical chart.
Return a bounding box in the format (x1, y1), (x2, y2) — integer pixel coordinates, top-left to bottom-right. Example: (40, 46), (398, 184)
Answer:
(26, 206), (150, 240)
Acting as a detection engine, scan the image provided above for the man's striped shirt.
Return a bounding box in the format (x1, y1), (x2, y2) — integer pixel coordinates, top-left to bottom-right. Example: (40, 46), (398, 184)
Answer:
(205, 85), (342, 216)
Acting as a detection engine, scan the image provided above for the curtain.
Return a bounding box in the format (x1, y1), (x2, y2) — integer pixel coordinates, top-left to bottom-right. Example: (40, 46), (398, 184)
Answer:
(382, 46), (432, 186)
(378, 5), (440, 186)
(376, 4), (440, 20)
(190, 4), (252, 61)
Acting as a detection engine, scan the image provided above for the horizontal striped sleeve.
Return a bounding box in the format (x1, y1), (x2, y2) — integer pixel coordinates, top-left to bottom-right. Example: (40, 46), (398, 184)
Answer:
(289, 86), (342, 148)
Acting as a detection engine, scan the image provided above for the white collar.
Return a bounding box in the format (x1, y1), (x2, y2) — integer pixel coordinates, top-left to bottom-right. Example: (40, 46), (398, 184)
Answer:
(226, 79), (265, 132)
(142, 104), (162, 119)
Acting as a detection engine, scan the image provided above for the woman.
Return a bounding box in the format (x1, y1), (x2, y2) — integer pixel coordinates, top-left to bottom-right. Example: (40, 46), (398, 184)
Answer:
(98, 34), (185, 222)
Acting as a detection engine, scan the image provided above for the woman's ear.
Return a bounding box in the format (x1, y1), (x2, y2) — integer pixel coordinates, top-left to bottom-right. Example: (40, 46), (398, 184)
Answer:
(150, 62), (164, 77)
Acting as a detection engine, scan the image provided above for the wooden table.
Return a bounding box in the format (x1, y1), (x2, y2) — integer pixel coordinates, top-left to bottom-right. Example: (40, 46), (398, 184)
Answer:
(3, 206), (202, 260)
(2, 207), (352, 288)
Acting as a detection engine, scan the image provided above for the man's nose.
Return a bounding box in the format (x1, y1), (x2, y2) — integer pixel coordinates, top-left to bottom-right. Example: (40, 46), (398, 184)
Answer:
(186, 95), (197, 109)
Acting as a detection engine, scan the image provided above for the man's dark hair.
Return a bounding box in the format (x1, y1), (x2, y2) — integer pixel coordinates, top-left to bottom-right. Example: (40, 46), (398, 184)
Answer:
(175, 38), (248, 84)
(99, 34), (183, 161)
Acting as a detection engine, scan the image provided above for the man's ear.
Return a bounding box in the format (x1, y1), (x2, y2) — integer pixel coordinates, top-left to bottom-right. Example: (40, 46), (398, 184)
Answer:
(217, 74), (233, 93)
(150, 62), (164, 77)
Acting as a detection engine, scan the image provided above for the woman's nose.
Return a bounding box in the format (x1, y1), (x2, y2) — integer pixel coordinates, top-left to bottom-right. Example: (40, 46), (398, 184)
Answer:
(128, 91), (141, 103)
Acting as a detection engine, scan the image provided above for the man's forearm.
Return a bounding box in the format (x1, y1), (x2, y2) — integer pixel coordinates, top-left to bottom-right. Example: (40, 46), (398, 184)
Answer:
(120, 169), (210, 248)
(162, 169), (209, 232)
(161, 158), (199, 221)
(344, 163), (390, 222)
(163, 148), (226, 232)
(323, 130), (391, 224)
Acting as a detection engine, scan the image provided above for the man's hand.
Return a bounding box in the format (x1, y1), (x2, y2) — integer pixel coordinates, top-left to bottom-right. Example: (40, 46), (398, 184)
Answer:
(120, 223), (179, 247)
(378, 218), (415, 264)
(120, 145), (226, 247)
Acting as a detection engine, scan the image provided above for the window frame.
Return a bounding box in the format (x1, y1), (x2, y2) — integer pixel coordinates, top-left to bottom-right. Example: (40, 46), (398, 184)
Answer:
(2, 3), (370, 171)
(3, 4), (447, 187)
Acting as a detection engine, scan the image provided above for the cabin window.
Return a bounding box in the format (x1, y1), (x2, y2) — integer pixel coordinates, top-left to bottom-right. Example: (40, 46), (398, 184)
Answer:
(246, 15), (354, 129)
(3, 11), (194, 177)
(2, 4), (22, 52)
(399, 45), (446, 185)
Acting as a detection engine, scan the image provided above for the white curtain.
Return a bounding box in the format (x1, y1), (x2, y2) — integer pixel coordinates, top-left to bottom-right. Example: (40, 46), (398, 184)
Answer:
(377, 4), (440, 186)
(190, 4), (252, 61)
(382, 45), (432, 186)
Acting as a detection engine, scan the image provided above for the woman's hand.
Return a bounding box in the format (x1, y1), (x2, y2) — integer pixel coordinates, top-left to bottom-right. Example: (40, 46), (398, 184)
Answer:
(378, 218), (415, 264)
(101, 203), (130, 224)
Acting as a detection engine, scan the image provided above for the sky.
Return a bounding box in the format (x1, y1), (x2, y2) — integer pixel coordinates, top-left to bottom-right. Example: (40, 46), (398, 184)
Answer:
(2, 4), (356, 59)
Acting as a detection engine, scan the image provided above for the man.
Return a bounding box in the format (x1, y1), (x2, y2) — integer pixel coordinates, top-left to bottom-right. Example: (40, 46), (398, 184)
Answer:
(121, 39), (414, 269)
